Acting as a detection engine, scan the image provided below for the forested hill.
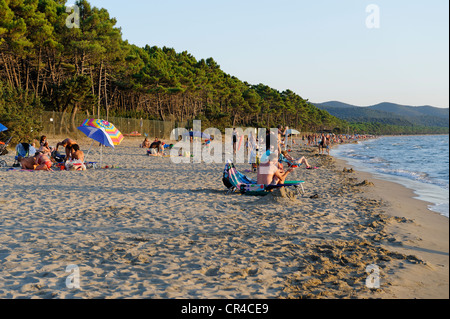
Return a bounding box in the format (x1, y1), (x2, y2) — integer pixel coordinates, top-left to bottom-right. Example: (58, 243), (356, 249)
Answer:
(313, 101), (449, 134)
(0, 0), (345, 142)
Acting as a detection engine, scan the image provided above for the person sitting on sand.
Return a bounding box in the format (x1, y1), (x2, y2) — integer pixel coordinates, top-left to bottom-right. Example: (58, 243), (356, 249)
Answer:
(70, 144), (85, 163)
(148, 140), (163, 156)
(39, 141), (52, 157)
(66, 144), (86, 171)
(280, 150), (314, 169)
(39, 135), (48, 148)
(141, 137), (151, 148)
(55, 138), (77, 160)
(34, 151), (53, 171)
(257, 151), (294, 186)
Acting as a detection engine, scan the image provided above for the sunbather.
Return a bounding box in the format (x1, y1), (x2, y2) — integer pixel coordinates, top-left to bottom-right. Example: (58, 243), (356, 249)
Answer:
(39, 141), (52, 157)
(148, 140), (163, 156)
(34, 152), (53, 171)
(257, 151), (294, 186)
(280, 150), (313, 169)
(141, 137), (151, 148)
(17, 156), (36, 170)
(70, 144), (85, 162)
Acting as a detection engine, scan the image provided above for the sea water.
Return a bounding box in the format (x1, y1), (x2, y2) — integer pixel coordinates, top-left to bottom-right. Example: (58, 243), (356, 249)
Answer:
(331, 135), (449, 218)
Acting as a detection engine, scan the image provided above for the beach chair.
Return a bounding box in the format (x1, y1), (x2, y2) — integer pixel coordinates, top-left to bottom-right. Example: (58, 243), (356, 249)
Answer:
(13, 142), (36, 167)
(0, 136), (12, 167)
(222, 161), (305, 198)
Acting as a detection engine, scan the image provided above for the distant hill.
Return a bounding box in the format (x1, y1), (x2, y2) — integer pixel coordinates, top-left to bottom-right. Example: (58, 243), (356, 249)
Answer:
(313, 101), (449, 128)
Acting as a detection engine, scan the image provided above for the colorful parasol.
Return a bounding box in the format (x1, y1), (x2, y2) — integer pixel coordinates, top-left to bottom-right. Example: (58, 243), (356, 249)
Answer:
(80, 119), (124, 146)
(77, 125), (115, 149)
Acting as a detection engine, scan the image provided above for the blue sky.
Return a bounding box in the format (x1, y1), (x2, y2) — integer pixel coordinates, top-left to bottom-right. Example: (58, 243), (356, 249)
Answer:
(85, 0), (449, 108)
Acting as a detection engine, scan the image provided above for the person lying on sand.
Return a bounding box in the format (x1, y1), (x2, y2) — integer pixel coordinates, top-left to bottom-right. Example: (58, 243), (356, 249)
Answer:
(18, 156), (36, 170)
(280, 150), (315, 169)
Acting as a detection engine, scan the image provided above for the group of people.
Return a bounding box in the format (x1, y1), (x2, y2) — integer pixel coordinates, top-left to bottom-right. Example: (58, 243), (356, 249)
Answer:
(141, 137), (166, 156)
(302, 133), (374, 155)
(17, 136), (85, 171)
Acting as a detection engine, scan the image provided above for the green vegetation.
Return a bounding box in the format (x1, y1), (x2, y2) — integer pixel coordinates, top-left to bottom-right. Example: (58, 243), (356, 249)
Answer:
(314, 102), (449, 135)
(0, 0), (446, 143)
(0, 0), (346, 143)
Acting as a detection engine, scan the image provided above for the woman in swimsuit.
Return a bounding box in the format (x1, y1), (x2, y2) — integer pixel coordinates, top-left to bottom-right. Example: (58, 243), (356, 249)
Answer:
(35, 152), (53, 171)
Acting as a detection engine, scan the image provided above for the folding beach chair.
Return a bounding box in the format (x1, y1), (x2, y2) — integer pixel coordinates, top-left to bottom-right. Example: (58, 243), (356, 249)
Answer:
(13, 142), (36, 167)
(222, 161), (305, 198)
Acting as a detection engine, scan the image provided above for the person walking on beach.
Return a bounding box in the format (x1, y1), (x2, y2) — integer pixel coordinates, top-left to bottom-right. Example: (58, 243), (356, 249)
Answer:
(319, 134), (326, 155)
(324, 135), (331, 155)
(232, 128), (238, 154)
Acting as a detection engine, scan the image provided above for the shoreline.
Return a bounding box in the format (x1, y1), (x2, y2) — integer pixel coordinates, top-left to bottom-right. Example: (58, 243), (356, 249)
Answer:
(331, 155), (449, 298)
(331, 136), (449, 219)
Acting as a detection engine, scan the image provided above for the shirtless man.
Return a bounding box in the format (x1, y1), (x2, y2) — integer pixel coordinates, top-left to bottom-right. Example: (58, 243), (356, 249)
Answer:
(55, 138), (76, 160)
(257, 151), (294, 186)
(70, 144), (85, 162)
(18, 156), (36, 170)
(34, 152), (53, 171)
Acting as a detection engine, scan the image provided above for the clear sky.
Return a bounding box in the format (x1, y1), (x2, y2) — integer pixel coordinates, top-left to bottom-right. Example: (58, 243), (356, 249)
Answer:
(85, 0), (449, 108)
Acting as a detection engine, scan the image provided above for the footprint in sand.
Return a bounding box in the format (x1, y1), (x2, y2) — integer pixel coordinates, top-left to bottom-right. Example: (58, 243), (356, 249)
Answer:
(204, 266), (221, 276)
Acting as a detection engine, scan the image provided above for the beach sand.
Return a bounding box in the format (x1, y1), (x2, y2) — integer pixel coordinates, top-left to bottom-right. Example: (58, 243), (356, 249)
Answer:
(0, 137), (447, 299)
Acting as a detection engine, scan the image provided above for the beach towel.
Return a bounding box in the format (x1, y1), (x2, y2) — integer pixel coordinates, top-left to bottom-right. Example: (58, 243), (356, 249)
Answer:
(65, 160), (86, 171)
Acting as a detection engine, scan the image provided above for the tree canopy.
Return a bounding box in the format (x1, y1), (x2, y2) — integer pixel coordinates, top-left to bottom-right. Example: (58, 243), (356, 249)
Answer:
(1, 0), (444, 143)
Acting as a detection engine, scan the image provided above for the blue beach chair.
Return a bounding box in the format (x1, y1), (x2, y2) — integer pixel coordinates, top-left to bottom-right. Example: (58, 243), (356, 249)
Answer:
(222, 161), (305, 198)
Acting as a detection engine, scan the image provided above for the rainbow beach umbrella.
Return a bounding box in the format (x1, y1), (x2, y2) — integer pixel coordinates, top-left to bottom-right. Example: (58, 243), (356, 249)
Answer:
(80, 119), (124, 146)
(78, 119), (124, 167)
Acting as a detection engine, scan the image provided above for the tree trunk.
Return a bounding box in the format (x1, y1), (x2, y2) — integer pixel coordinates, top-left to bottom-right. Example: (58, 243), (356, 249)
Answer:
(71, 104), (79, 133)
(98, 61), (103, 118)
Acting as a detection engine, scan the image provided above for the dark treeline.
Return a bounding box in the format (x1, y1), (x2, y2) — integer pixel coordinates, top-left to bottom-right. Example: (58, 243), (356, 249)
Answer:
(0, 0), (347, 143)
(1, 0), (445, 144)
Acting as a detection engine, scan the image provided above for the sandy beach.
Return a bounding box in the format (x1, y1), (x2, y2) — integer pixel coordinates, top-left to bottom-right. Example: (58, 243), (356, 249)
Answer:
(0, 137), (447, 299)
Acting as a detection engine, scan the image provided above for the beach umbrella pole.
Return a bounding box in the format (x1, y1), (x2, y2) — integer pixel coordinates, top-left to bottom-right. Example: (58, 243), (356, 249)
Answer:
(100, 144), (103, 168)
(84, 140), (95, 161)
